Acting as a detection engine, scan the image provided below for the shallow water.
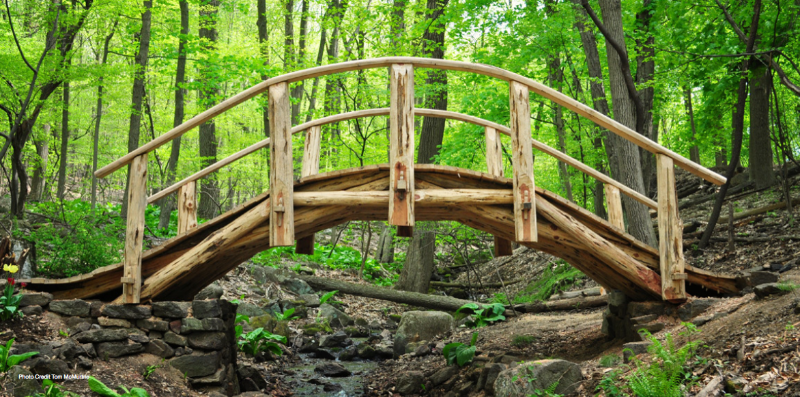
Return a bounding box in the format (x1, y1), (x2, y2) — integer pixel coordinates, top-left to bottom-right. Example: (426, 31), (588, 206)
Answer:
(284, 355), (379, 396)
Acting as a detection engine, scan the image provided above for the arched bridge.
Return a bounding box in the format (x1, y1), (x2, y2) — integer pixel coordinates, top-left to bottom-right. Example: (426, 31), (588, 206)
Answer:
(21, 58), (740, 303)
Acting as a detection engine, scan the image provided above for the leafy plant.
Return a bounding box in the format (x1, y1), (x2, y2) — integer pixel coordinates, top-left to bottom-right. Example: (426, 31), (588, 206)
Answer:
(455, 302), (506, 328)
(319, 290), (339, 305)
(443, 332), (479, 367)
(274, 307), (299, 321)
(0, 338), (38, 372)
(624, 324), (703, 397)
(513, 261), (585, 303)
(87, 377), (150, 397)
(599, 354), (621, 367)
(0, 274), (23, 322)
(596, 369), (624, 397)
(142, 360), (164, 380)
(234, 313), (250, 340)
(33, 379), (80, 397)
(238, 328), (287, 357)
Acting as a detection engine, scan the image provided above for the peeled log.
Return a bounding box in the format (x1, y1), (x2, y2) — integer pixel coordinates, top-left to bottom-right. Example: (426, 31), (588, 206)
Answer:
(514, 294), (608, 313)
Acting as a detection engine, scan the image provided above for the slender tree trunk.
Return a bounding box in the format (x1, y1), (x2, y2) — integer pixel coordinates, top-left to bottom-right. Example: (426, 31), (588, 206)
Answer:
(684, 86), (701, 164)
(122, 0), (153, 219)
(395, 231), (435, 293)
(56, 78), (70, 200)
(597, 0), (655, 247)
(546, 53), (573, 202)
(635, 0), (656, 197)
(197, 0), (221, 220)
(257, 0), (270, 138)
(92, 25), (116, 213)
(284, 0), (295, 72)
(323, 0), (347, 147)
(291, 0), (308, 123)
(749, 64), (776, 188)
(158, 0), (189, 229)
(417, 0), (449, 164)
(30, 124), (50, 201)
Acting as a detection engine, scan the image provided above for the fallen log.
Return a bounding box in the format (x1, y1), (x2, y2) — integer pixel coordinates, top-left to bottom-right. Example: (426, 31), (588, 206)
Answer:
(429, 279), (523, 289)
(514, 294), (608, 313)
(711, 235), (800, 243)
(717, 196), (800, 223)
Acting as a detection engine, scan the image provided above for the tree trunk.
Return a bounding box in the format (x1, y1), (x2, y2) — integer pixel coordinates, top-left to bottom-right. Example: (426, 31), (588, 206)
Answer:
(635, 0), (657, 197)
(597, 0), (656, 247)
(257, 0), (270, 138)
(375, 226), (394, 263)
(684, 86), (701, 164)
(158, 0), (189, 229)
(92, 26), (116, 213)
(417, 0), (449, 164)
(56, 79), (70, 201)
(30, 124), (50, 202)
(323, 0), (347, 150)
(284, 0), (295, 72)
(291, 0), (309, 123)
(749, 65), (776, 189)
(395, 230), (435, 293)
(122, 1), (153, 219)
(197, 0), (221, 220)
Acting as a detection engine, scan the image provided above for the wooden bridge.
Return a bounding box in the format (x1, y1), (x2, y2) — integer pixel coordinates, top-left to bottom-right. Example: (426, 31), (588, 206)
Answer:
(21, 58), (741, 303)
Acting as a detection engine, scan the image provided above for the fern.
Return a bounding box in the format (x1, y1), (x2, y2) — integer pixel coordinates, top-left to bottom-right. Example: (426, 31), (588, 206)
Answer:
(623, 323), (702, 397)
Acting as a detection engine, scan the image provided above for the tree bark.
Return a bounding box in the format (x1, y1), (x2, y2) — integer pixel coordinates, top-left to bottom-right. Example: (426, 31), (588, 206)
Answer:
(685, 86), (701, 164)
(395, 231), (435, 293)
(284, 0), (295, 72)
(375, 226), (394, 263)
(597, 0), (656, 247)
(122, 0), (153, 219)
(323, 0), (347, 149)
(158, 0), (189, 229)
(92, 24), (116, 213)
(197, 0), (221, 220)
(258, 0), (270, 138)
(545, 51), (574, 203)
(417, 0), (449, 164)
(56, 78), (70, 200)
(749, 64), (776, 189)
(30, 124), (50, 202)
(290, 0), (309, 124)
(635, 0), (657, 197)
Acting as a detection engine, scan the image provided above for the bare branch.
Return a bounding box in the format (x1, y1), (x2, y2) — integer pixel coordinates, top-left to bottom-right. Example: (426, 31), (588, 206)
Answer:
(3, 0), (35, 73)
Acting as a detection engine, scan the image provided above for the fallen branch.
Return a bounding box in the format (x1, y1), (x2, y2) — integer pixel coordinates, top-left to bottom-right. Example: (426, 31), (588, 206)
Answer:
(513, 294), (607, 313)
(711, 235), (800, 243)
(429, 279), (522, 289)
(717, 197), (800, 223)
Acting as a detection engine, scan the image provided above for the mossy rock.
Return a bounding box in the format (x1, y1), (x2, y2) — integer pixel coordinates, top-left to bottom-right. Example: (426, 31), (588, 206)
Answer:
(343, 326), (368, 337)
(354, 317), (369, 327)
(388, 314), (402, 322)
(273, 321), (292, 339)
(303, 322), (333, 336)
(249, 314), (277, 332)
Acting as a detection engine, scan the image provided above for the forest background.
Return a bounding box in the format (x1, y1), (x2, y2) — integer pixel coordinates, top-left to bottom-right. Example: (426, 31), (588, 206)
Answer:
(1, 0), (799, 279)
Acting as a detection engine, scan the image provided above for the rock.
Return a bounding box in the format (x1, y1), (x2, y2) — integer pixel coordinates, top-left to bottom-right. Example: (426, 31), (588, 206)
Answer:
(749, 271), (779, 286)
(627, 301), (665, 318)
(128, 334), (150, 343)
(344, 326), (368, 338)
(634, 322), (665, 334)
(49, 299), (90, 316)
(413, 343), (431, 357)
(606, 290), (628, 316)
(279, 300), (308, 318)
(80, 343), (96, 358)
(164, 331), (188, 346)
(170, 351), (220, 378)
(273, 321), (292, 339)
(630, 314), (659, 324)
(477, 363), (506, 394)
(152, 302), (192, 318)
(20, 305), (42, 316)
(145, 339), (175, 358)
(283, 278), (314, 295)
(338, 346), (358, 361)
(54, 340), (84, 360)
(101, 304), (151, 320)
(189, 367), (226, 386)
(19, 292), (53, 307)
(314, 362), (351, 377)
(356, 344), (376, 359)
(5, 366), (43, 397)
(302, 322), (332, 335)
(319, 331), (349, 348)
(318, 303), (353, 329)
(137, 318), (169, 332)
(181, 317), (224, 333)
(494, 359), (582, 396)
(193, 300), (222, 319)
(74, 328), (129, 343)
(30, 358), (70, 376)
(188, 332), (228, 350)
(431, 366), (459, 386)
(237, 303), (266, 318)
(623, 341), (652, 363)
(195, 282), (224, 300)
(250, 314), (277, 330)
(755, 283), (791, 299)
(395, 371), (424, 395)
(300, 293), (320, 307)
(248, 265), (272, 284)
(238, 364), (267, 392)
(77, 356), (93, 369)
(96, 341), (144, 358)
(90, 301), (103, 317)
(678, 298), (716, 321)
(394, 311), (454, 358)
(97, 317), (132, 328)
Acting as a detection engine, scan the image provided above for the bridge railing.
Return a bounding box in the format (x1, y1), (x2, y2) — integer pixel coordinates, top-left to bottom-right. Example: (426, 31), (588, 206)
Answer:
(96, 57), (725, 303)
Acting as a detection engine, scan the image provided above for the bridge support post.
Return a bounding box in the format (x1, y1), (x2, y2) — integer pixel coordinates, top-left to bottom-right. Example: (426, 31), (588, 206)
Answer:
(485, 126), (513, 256)
(297, 125), (322, 255)
(656, 154), (687, 301)
(269, 82), (295, 247)
(509, 81), (537, 242)
(389, 64), (415, 237)
(604, 184), (624, 231)
(177, 181), (198, 235)
(122, 153), (147, 304)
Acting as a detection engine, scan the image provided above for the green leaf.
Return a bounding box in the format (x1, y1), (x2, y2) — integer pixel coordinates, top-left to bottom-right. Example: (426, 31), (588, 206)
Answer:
(125, 388), (151, 397)
(456, 346), (476, 367)
(7, 351), (39, 367)
(88, 377), (122, 397)
(320, 290), (338, 304)
(442, 342), (463, 365)
(455, 302), (480, 315)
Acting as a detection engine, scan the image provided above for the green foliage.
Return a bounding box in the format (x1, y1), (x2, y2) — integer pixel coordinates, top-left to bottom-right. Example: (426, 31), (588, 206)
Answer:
(87, 377), (150, 397)
(513, 262), (585, 303)
(598, 354), (621, 367)
(274, 307), (299, 321)
(237, 328), (287, 357)
(234, 314), (250, 340)
(455, 302), (506, 328)
(777, 281), (800, 292)
(443, 332), (479, 367)
(596, 369), (624, 397)
(0, 282), (23, 321)
(511, 334), (535, 347)
(33, 380), (80, 397)
(0, 339), (38, 372)
(319, 290), (339, 305)
(142, 360), (164, 380)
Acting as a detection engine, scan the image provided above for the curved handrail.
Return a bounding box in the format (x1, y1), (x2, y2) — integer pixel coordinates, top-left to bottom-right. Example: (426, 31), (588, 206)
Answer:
(96, 57), (725, 185)
(147, 108), (657, 210)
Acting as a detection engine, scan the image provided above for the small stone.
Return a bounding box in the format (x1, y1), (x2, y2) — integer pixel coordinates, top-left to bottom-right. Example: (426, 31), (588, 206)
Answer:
(170, 351), (220, 378)
(413, 343), (431, 357)
(283, 278), (314, 295)
(96, 341), (144, 358)
(145, 339), (175, 358)
(150, 331), (164, 339)
(202, 318), (225, 331)
(164, 331), (188, 346)
(31, 358), (70, 376)
(90, 301), (104, 317)
(19, 293), (53, 307)
(169, 320), (182, 334)
(97, 317), (133, 328)
(623, 341), (652, 363)
(395, 371), (424, 395)
(755, 283), (791, 299)
(314, 362), (351, 377)
(300, 294), (321, 307)
(49, 299), (90, 316)
(74, 328), (129, 343)
(319, 331), (349, 348)
(237, 303), (266, 318)
(128, 334), (150, 343)
(187, 332), (227, 350)
(152, 302), (192, 318)
(195, 283), (224, 300)
(494, 359), (582, 396)
(101, 304), (151, 320)
(749, 271), (779, 286)
(431, 366), (459, 386)
(180, 318), (204, 333)
(20, 305), (42, 316)
(77, 356), (93, 369)
(189, 368), (226, 386)
(634, 322), (665, 334)
(238, 364), (267, 391)
(338, 346), (358, 361)
(318, 303), (353, 329)
(193, 300), (222, 319)
(356, 344), (376, 359)
(137, 318), (169, 332)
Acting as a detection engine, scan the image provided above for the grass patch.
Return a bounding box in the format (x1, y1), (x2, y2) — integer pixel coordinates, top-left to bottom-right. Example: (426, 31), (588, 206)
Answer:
(512, 335), (536, 347)
(777, 281), (800, 292)
(599, 354), (621, 367)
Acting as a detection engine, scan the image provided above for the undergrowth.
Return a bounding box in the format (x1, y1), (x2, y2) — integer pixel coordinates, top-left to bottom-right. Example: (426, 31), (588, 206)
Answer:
(513, 260), (585, 303)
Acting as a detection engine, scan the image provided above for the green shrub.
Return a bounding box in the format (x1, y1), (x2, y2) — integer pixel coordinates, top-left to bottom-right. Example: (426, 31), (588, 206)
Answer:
(622, 324), (702, 397)
(598, 354), (621, 367)
(513, 261), (585, 303)
(33, 379), (80, 397)
(443, 332), (478, 367)
(87, 376), (150, 397)
(455, 302), (506, 328)
(1, 338), (38, 372)
(238, 328), (287, 357)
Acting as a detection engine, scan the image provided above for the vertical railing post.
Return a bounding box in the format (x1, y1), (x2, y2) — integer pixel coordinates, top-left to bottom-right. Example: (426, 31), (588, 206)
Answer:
(389, 64), (415, 237)
(509, 81), (537, 243)
(485, 126), (512, 256)
(296, 125), (322, 255)
(122, 153), (148, 304)
(656, 154), (687, 301)
(604, 184), (625, 231)
(177, 181), (198, 235)
(269, 82), (295, 247)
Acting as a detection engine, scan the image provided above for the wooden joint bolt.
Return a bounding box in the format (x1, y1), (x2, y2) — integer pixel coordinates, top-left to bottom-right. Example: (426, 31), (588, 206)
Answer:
(120, 277), (135, 284)
(522, 190), (532, 219)
(275, 197), (285, 227)
(672, 272), (688, 280)
(397, 170), (407, 191)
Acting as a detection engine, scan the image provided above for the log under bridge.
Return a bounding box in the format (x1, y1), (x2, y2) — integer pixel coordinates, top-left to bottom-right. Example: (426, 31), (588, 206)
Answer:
(20, 57), (741, 303)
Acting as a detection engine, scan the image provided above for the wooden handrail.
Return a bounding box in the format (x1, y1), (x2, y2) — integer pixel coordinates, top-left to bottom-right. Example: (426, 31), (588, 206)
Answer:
(147, 107), (658, 210)
(96, 57), (725, 185)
